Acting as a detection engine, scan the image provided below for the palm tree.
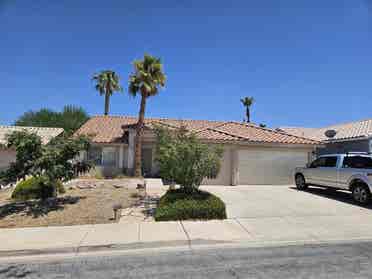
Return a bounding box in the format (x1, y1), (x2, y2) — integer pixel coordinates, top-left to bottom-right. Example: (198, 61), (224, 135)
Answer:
(129, 54), (166, 177)
(240, 97), (254, 123)
(92, 70), (122, 115)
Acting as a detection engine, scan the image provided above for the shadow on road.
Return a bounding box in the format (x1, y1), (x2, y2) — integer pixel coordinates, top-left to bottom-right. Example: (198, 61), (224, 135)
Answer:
(290, 186), (372, 210)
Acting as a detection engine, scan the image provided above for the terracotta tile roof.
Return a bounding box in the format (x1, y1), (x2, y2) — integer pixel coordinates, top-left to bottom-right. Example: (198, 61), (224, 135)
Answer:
(0, 126), (64, 145)
(279, 118), (372, 142)
(75, 115), (319, 145)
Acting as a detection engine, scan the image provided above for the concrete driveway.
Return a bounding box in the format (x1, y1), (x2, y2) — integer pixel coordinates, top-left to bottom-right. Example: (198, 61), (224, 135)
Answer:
(200, 185), (372, 242)
(201, 185), (372, 219)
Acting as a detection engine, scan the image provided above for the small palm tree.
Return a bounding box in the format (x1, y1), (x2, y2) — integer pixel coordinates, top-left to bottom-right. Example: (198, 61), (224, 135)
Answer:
(240, 97), (254, 123)
(92, 70), (123, 115)
(129, 54), (166, 177)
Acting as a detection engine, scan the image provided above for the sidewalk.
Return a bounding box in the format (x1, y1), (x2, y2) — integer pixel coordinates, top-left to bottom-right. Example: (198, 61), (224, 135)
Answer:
(2, 214), (372, 258)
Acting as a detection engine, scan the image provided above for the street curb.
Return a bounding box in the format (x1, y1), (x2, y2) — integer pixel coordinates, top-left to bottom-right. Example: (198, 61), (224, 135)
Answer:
(0, 239), (228, 259)
(2, 237), (372, 260)
(0, 247), (77, 257)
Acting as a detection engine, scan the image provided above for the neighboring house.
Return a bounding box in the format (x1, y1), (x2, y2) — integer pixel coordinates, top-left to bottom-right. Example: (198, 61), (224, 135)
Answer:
(0, 126), (64, 172)
(75, 115), (320, 185)
(279, 118), (372, 156)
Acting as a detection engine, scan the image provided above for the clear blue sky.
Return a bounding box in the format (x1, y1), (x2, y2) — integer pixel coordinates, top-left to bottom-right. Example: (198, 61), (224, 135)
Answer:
(1, 0), (371, 128)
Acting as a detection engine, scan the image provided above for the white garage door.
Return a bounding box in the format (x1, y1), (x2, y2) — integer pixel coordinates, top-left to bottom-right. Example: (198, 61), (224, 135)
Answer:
(238, 149), (308, 185)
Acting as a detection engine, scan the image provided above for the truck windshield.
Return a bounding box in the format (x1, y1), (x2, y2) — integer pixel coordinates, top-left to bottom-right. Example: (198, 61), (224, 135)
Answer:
(343, 156), (372, 169)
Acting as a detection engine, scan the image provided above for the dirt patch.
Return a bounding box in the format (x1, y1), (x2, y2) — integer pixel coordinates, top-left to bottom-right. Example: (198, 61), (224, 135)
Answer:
(0, 180), (139, 228)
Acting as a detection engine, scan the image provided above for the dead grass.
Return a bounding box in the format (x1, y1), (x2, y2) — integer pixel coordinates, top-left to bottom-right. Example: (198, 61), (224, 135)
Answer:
(0, 184), (139, 228)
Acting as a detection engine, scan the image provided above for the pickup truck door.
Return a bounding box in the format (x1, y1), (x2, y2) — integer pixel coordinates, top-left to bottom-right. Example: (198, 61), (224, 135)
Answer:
(307, 156), (339, 187)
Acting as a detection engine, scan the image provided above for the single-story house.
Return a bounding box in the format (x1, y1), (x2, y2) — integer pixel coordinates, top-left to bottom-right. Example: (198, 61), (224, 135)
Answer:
(0, 126), (64, 172)
(75, 115), (320, 185)
(278, 118), (372, 156)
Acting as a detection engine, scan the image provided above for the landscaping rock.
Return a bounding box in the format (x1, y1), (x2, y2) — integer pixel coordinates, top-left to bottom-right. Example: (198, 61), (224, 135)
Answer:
(113, 184), (126, 189)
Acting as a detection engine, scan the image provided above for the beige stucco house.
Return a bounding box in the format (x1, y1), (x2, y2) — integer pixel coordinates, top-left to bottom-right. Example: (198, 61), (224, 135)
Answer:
(76, 115), (320, 185)
(0, 126), (64, 172)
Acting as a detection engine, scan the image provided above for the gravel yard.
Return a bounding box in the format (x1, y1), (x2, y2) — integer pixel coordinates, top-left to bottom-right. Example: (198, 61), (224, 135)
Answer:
(0, 179), (141, 228)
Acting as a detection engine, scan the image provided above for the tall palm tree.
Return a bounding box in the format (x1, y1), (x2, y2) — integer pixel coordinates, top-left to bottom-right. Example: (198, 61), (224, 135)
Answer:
(129, 54), (166, 177)
(240, 97), (254, 123)
(92, 70), (123, 115)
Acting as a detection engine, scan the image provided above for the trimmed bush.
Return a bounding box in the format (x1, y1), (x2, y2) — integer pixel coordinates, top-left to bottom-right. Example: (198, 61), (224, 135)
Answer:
(11, 177), (64, 201)
(155, 189), (227, 221)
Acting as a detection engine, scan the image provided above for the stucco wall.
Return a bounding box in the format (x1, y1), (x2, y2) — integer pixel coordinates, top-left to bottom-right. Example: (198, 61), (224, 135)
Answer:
(316, 139), (370, 156)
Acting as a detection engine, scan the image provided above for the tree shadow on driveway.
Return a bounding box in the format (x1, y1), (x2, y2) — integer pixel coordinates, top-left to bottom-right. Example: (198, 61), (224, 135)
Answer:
(0, 196), (84, 219)
(289, 186), (372, 210)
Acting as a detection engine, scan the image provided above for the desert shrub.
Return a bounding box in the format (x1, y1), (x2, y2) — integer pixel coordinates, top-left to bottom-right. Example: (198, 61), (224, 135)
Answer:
(11, 176), (65, 201)
(12, 177), (53, 201)
(155, 189), (227, 221)
(154, 126), (223, 192)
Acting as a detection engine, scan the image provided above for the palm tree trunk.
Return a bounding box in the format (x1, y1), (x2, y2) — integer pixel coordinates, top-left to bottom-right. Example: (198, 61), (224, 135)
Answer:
(246, 107), (250, 123)
(134, 95), (147, 177)
(104, 93), (110, 115)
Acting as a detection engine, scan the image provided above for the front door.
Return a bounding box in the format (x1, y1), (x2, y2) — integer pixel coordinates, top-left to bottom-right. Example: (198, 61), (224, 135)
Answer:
(141, 148), (153, 177)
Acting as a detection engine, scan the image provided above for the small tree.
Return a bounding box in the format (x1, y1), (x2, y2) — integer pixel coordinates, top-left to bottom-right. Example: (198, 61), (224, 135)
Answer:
(3, 131), (43, 182)
(155, 126), (223, 193)
(0, 131), (92, 197)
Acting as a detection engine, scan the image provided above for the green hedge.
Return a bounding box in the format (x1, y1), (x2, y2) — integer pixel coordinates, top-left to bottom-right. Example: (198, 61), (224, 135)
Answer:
(11, 177), (65, 201)
(154, 189), (227, 221)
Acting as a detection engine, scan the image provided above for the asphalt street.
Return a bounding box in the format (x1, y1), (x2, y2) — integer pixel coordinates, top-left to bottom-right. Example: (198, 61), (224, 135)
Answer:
(1, 241), (372, 278)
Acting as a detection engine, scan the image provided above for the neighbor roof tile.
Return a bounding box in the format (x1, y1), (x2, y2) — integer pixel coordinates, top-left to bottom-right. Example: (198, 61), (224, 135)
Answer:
(0, 126), (64, 145)
(279, 119), (372, 141)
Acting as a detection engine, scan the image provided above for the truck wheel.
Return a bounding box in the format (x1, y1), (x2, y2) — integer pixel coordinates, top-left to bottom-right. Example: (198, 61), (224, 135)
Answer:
(295, 174), (308, 190)
(352, 184), (371, 205)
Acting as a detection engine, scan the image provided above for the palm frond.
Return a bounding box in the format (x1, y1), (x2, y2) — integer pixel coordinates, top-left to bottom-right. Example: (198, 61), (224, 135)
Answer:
(128, 54), (166, 98)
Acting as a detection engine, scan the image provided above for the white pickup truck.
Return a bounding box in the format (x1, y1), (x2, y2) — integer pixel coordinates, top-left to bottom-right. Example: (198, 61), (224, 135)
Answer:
(295, 153), (372, 205)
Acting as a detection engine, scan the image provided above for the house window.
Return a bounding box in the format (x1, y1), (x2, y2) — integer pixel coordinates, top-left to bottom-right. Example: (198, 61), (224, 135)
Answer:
(102, 147), (117, 167)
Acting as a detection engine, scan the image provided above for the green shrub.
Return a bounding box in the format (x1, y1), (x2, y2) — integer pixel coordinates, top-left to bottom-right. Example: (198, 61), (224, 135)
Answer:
(11, 177), (65, 201)
(154, 126), (223, 192)
(56, 180), (66, 194)
(155, 189), (227, 221)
